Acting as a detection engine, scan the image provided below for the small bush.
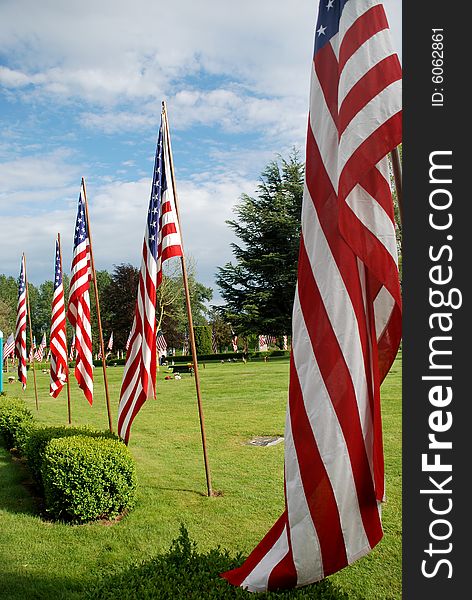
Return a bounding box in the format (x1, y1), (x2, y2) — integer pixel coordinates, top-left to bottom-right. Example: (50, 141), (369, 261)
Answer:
(87, 525), (348, 599)
(0, 396), (34, 454)
(42, 435), (137, 523)
(25, 425), (118, 488)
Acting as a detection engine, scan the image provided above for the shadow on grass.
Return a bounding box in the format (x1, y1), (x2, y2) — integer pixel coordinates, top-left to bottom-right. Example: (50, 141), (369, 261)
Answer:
(0, 570), (95, 600)
(0, 448), (40, 517)
(156, 486), (208, 498)
(86, 525), (350, 600)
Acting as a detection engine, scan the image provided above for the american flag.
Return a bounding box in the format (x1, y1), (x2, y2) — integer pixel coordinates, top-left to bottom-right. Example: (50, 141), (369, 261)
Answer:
(282, 335), (288, 351)
(182, 330), (189, 355)
(50, 237), (68, 398)
(67, 181), (93, 405)
(223, 0), (402, 591)
(34, 333), (47, 362)
(15, 255), (27, 389)
(258, 335), (268, 352)
(3, 333), (15, 361)
(118, 110), (183, 443)
(211, 327), (218, 353)
(69, 334), (76, 361)
(156, 331), (167, 354)
(107, 332), (114, 351)
(29, 336), (36, 363)
(231, 331), (238, 352)
(125, 330), (132, 351)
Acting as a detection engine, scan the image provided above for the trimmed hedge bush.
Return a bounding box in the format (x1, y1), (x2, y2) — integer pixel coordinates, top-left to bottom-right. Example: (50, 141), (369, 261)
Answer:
(171, 350), (290, 363)
(42, 435), (137, 523)
(0, 396), (34, 454)
(25, 424), (118, 488)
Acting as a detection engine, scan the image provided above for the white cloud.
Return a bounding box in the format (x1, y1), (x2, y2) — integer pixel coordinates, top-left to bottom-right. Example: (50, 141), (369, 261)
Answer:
(0, 165), (257, 297)
(0, 149), (81, 205)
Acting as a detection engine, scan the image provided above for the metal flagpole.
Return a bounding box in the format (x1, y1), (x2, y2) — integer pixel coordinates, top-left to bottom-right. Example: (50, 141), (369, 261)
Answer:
(81, 178), (114, 432)
(57, 233), (72, 425)
(390, 146), (403, 226)
(162, 101), (213, 497)
(23, 254), (39, 411)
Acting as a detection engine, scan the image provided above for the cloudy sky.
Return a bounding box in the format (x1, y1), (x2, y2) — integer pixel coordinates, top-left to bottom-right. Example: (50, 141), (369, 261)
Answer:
(0, 0), (401, 303)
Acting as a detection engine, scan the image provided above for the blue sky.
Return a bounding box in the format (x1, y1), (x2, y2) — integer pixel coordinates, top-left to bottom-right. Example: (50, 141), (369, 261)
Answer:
(0, 0), (401, 303)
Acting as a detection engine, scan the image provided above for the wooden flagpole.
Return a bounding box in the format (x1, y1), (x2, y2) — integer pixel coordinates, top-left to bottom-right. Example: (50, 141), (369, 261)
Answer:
(390, 146), (403, 226)
(57, 233), (72, 425)
(81, 178), (114, 432)
(23, 254), (39, 411)
(162, 101), (213, 497)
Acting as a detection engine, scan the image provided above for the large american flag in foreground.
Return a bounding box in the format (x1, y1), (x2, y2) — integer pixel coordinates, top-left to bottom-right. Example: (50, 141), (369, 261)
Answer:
(50, 237), (68, 398)
(15, 256), (28, 389)
(67, 182), (93, 405)
(118, 111), (183, 443)
(223, 0), (401, 591)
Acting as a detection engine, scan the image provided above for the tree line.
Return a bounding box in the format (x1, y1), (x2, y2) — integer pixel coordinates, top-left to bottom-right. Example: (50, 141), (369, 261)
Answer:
(0, 262), (213, 354)
(1, 148), (401, 354)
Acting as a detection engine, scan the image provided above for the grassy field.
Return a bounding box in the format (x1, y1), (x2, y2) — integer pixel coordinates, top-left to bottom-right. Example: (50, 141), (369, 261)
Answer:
(0, 354), (401, 599)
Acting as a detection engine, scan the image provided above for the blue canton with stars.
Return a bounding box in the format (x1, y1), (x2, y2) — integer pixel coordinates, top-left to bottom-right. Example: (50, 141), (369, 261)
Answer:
(18, 259), (25, 298)
(73, 192), (89, 249)
(314, 0), (349, 53)
(54, 240), (62, 290)
(147, 120), (168, 259)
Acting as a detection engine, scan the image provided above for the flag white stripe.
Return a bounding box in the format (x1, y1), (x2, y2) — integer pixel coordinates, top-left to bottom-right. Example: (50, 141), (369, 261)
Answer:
(339, 0), (384, 38)
(284, 408), (324, 585)
(345, 184), (398, 261)
(339, 29), (396, 104)
(302, 189), (373, 448)
(241, 527), (290, 593)
(374, 286), (396, 339)
(309, 68), (339, 191)
(339, 80), (402, 176)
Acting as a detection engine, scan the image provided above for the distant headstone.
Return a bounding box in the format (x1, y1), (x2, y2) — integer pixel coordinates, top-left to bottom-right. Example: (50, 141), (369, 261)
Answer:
(247, 436), (284, 447)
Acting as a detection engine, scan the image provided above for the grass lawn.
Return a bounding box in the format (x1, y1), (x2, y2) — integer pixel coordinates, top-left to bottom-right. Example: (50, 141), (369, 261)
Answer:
(0, 353), (401, 599)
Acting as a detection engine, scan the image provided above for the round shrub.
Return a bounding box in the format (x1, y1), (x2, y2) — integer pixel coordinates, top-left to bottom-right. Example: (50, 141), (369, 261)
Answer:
(0, 396), (34, 454)
(42, 435), (137, 523)
(25, 424), (118, 487)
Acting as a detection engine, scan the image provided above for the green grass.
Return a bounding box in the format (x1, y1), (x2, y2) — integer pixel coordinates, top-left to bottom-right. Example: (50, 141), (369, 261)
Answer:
(0, 354), (401, 599)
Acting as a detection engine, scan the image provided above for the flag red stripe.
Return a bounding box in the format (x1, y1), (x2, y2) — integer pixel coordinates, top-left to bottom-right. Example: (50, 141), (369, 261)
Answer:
(339, 54), (401, 136)
(314, 44), (339, 127)
(338, 4), (389, 72)
(222, 513), (288, 586)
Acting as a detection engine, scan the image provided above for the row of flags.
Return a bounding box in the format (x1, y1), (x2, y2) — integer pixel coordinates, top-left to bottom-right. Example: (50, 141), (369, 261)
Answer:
(5, 328), (157, 365)
(5, 1), (402, 591)
(5, 327), (281, 365)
